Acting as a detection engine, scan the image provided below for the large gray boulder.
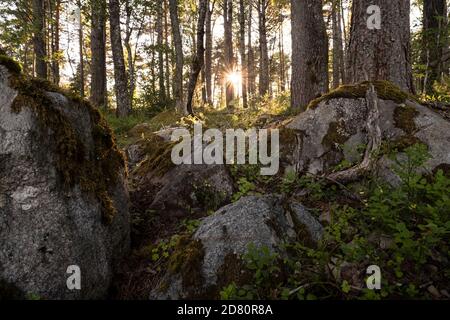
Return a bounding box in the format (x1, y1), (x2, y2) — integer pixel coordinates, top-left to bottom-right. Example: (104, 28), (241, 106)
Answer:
(282, 83), (450, 183)
(129, 132), (234, 220)
(0, 64), (130, 299)
(150, 195), (322, 299)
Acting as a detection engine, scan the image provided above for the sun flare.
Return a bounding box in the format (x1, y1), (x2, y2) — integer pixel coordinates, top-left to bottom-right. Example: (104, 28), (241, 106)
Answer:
(226, 71), (242, 88)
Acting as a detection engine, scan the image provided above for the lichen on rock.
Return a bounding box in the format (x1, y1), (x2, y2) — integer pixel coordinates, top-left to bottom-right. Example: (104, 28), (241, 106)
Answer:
(0, 64), (130, 299)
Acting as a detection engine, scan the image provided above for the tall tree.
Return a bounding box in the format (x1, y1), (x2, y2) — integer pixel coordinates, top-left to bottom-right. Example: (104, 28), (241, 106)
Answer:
(223, 0), (234, 108)
(169, 0), (185, 113)
(346, 0), (414, 93)
(109, 0), (132, 117)
(186, 0), (208, 114)
(422, 0), (448, 94)
(156, 0), (166, 102)
(332, 0), (345, 88)
(32, 0), (47, 79)
(291, 0), (328, 110)
(247, 0), (256, 97)
(239, 0), (248, 108)
(204, 0), (214, 105)
(77, 1), (85, 98)
(50, 0), (61, 85)
(257, 0), (270, 96)
(164, 0), (171, 100)
(90, 0), (107, 108)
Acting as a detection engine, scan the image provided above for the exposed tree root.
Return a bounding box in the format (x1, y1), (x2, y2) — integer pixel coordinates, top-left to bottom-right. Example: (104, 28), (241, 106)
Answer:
(326, 84), (382, 184)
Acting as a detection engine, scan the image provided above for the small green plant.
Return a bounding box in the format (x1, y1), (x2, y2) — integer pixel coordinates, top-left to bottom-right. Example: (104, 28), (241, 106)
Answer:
(193, 182), (227, 212)
(180, 219), (201, 234)
(220, 244), (282, 299)
(232, 177), (257, 202)
(221, 144), (450, 300)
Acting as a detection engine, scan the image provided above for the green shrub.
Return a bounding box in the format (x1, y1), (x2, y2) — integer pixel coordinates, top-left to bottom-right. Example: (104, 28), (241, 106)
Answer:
(221, 144), (450, 300)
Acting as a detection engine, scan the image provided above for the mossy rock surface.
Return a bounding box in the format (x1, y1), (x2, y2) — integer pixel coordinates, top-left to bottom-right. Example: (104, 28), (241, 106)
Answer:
(168, 236), (205, 293)
(0, 66), (130, 299)
(8, 75), (125, 223)
(308, 81), (417, 110)
(132, 133), (176, 179)
(0, 55), (22, 75)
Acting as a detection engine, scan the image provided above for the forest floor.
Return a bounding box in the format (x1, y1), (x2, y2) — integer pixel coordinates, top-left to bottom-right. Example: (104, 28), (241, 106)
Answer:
(105, 96), (450, 300)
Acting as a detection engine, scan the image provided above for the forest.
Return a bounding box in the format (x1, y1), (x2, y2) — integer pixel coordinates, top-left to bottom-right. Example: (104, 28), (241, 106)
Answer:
(0, 0), (449, 301)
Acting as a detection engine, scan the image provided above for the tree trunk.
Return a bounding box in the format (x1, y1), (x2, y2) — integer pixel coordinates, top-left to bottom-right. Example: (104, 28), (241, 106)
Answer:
(169, 0), (185, 113)
(78, 2), (85, 98)
(278, 14), (286, 92)
(164, 0), (171, 100)
(258, 0), (270, 97)
(186, 0), (208, 115)
(157, 0), (166, 102)
(205, 0), (214, 105)
(51, 0), (61, 85)
(90, 0), (107, 108)
(422, 0), (448, 94)
(109, 0), (132, 117)
(223, 0), (234, 108)
(332, 0), (345, 88)
(247, 0), (256, 98)
(346, 0), (414, 94)
(124, 0), (135, 105)
(291, 0), (329, 110)
(32, 0), (47, 79)
(239, 0), (248, 108)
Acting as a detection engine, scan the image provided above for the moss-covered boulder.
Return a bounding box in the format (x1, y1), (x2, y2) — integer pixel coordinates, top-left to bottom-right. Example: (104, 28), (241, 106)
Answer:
(128, 129), (234, 226)
(282, 82), (450, 184)
(0, 64), (129, 299)
(150, 195), (323, 299)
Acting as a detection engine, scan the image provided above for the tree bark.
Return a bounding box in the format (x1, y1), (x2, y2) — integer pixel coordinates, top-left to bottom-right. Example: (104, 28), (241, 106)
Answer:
(124, 0), (135, 105)
(332, 0), (345, 88)
(77, 2), (84, 98)
(90, 0), (107, 108)
(247, 0), (256, 98)
(50, 0), (61, 85)
(239, 0), (248, 108)
(291, 0), (329, 110)
(32, 0), (47, 79)
(346, 0), (414, 94)
(156, 0), (166, 102)
(109, 0), (132, 117)
(169, 0), (185, 113)
(422, 0), (448, 94)
(223, 0), (234, 108)
(186, 0), (208, 115)
(205, 0), (214, 105)
(164, 0), (171, 100)
(258, 0), (270, 97)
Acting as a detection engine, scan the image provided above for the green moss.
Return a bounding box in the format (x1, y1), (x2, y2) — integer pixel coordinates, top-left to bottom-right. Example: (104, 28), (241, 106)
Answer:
(279, 127), (300, 154)
(322, 121), (351, 149)
(308, 81), (417, 110)
(9, 75), (125, 224)
(168, 236), (205, 292)
(133, 133), (176, 178)
(392, 136), (424, 152)
(0, 55), (22, 75)
(394, 105), (419, 135)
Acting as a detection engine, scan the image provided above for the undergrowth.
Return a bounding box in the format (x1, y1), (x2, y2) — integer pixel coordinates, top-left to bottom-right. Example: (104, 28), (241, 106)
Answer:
(221, 144), (450, 300)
